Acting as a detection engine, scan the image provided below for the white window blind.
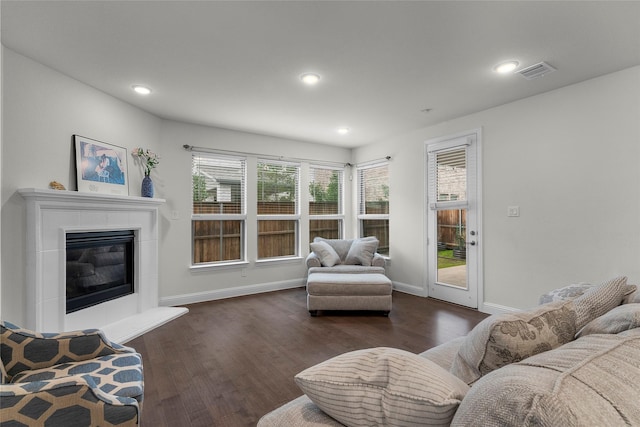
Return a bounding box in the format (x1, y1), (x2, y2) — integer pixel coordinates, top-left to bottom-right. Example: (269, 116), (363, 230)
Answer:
(192, 153), (246, 215)
(358, 163), (389, 215)
(357, 162), (389, 255)
(309, 166), (344, 241)
(191, 152), (247, 265)
(428, 147), (467, 210)
(257, 160), (300, 216)
(309, 166), (343, 215)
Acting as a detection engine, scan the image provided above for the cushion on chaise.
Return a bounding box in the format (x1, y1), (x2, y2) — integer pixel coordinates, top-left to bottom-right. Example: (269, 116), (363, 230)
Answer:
(295, 347), (469, 427)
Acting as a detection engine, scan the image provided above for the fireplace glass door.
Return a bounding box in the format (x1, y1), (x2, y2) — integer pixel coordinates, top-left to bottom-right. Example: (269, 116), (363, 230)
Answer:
(66, 230), (135, 313)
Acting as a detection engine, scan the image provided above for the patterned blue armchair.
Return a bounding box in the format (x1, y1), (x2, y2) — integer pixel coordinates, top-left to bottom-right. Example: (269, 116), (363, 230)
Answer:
(0, 321), (143, 426)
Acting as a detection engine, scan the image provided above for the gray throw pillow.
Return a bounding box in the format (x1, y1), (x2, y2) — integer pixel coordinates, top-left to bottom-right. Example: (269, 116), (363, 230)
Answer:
(310, 241), (341, 267)
(344, 238), (379, 266)
(576, 303), (640, 338)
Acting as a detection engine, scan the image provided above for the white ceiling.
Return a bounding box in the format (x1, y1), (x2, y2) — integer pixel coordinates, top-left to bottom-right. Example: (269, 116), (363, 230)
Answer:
(2, 1), (639, 148)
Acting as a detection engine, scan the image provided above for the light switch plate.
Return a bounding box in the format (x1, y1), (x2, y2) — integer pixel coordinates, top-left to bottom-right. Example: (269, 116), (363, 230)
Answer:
(507, 206), (520, 217)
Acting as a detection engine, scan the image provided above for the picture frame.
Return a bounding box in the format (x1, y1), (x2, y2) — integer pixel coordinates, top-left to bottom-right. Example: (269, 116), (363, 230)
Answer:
(74, 135), (129, 196)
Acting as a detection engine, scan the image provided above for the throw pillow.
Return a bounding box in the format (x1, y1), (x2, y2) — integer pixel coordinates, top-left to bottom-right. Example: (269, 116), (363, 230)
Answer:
(450, 301), (578, 385)
(623, 285), (639, 304)
(313, 237), (354, 261)
(576, 304), (640, 338)
(538, 283), (592, 305)
(571, 276), (629, 328)
(344, 238), (379, 266)
(310, 241), (342, 267)
(295, 347), (470, 427)
(451, 276), (629, 385)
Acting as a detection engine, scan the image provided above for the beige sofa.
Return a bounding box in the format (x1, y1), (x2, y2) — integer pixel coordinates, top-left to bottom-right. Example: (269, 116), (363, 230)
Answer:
(305, 237), (391, 315)
(259, 276), (640, 426)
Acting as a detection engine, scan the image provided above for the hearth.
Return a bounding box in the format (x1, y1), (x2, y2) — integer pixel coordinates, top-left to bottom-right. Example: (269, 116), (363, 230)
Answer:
(66, 230), (135, 313)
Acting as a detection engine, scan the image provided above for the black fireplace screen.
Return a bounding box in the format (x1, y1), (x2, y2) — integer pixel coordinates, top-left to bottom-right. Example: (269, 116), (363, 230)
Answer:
(66, 230), (134, 313)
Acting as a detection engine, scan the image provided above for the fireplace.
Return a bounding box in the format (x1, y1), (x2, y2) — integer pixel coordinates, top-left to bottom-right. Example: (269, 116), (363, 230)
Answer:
(19, 188), (190, 342)
(66, 230), (135, 313)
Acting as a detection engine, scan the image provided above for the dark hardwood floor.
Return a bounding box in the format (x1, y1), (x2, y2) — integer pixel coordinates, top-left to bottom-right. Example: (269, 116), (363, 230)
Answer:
(128, 288), (488, 427)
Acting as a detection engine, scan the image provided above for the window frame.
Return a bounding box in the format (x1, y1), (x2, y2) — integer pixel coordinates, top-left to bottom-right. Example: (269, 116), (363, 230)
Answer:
(256, 159), (301, 261)
(309, 165), (345, 241)
(191, 152), (247, 267)
(357, 161), (390, 256)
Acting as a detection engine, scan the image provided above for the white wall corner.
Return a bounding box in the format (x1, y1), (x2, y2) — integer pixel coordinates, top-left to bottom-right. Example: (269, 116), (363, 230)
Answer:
(392, 281), (427, 297)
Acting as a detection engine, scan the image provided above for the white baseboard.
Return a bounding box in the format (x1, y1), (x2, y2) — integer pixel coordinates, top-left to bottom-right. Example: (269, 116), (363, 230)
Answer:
(393, 281), (427, 297)
(480, 301), (520, 315)
(160, 279), (305, 307)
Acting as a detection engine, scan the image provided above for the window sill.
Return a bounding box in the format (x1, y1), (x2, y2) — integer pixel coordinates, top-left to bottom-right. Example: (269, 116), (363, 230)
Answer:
(255, 256), (304, 265)
(189, 260), (250, 271)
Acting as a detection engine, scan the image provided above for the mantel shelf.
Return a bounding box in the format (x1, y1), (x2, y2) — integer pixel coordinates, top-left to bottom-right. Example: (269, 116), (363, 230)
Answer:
(18, 188), (166, 206)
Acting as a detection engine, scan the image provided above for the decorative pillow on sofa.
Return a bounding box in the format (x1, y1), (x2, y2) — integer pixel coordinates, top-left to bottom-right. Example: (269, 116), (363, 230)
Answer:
(344, 238), (379, 266)
(538, 283), (593, 305)
(572, 276), (629, 327)
(576, 303), (640, 338)
(451, 276), (629, 385)
(310, 241), (342, 267)
(295, 347), (470, 427)
(623, 285), (640, 304)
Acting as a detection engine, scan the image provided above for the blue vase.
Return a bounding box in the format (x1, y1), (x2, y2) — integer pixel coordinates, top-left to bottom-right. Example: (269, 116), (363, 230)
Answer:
(141, 175), (154, 198)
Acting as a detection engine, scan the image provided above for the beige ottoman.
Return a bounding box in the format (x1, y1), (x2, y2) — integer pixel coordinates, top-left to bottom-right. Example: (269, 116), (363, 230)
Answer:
(306, 272), (392, 316)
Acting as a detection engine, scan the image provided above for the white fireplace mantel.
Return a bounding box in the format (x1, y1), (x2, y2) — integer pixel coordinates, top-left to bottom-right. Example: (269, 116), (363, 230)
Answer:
(19, 188), (187, 343)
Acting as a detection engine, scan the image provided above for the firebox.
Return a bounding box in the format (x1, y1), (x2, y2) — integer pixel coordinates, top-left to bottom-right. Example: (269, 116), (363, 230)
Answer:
(66, 230), (135, 313)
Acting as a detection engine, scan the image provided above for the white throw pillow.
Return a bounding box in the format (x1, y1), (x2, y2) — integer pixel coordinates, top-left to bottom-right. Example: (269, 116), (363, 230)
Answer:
(310, 241), (341, 267)
(344, 238), (379, 266)
(295, 347), (470, 427)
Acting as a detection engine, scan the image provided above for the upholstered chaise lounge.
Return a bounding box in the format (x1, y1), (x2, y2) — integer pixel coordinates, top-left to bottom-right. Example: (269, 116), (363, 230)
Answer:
(0, 321), (143, 426)
(306, 237), (392, 316)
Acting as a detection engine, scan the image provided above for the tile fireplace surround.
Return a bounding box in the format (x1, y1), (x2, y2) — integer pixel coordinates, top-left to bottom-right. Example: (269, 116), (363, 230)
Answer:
(19, 188), (187, 343)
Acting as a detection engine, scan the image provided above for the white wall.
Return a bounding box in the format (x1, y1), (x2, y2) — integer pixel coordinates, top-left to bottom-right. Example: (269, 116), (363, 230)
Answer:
(0, 28), (3, 316)
(1, 48), (162, 325)
(354, 66), (640, 311)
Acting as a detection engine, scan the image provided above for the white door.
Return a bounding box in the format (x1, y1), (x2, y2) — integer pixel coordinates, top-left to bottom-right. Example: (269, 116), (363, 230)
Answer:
(425, 131), (481, 308)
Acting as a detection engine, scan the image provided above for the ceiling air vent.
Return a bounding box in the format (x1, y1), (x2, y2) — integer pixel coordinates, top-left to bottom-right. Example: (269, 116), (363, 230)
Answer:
(517, 62), (556, 80)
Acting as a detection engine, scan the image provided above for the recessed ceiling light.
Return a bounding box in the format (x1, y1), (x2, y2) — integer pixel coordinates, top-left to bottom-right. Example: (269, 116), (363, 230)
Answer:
(132, 85), (152, 95)
(300, 73), (321, 85)
(493, 61), (519, 74)
(337, 127), (351, 135)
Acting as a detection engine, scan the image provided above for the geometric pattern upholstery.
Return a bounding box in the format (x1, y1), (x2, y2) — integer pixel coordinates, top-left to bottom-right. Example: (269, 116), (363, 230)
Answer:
(11, 353), (143, 400)
(1, 321), (142, 426)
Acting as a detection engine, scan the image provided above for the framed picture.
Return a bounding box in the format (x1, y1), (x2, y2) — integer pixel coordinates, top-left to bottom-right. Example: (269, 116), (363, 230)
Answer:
(74, 135), (129, 195)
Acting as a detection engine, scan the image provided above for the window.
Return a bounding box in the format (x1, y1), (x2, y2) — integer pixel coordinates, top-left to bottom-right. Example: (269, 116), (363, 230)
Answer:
(191, 153), (246, 265)
(357, 162), (389, 256)
(309, 166), (344, 241)
(257, 160), (300, 259)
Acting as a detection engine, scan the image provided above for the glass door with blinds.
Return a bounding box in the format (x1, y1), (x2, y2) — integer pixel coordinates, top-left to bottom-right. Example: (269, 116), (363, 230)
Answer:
(426, 132), (480, 308)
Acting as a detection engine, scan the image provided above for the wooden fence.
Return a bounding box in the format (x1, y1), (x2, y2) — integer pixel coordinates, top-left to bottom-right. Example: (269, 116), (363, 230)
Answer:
(193, 201), (391, 262)
(437, 209), (466, 248)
